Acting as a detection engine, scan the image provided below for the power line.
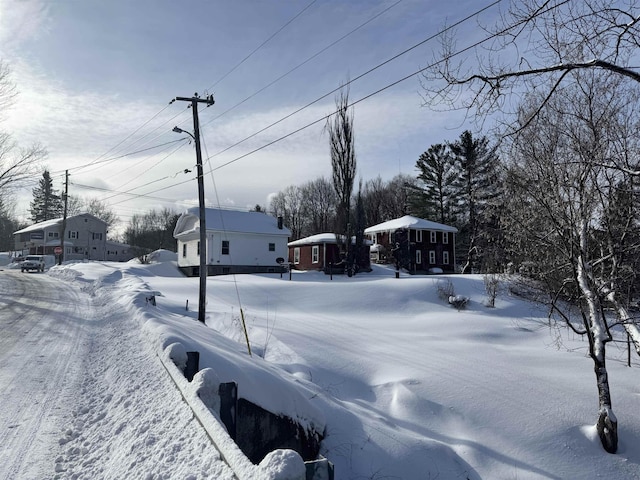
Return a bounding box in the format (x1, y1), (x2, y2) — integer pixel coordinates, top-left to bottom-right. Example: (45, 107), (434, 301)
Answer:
(199, 0), (403, 130)
(53, 103), (174, 176)
(203, 0), (501, 163)
(83, 0), (505, 208)
(205, 0), (318, 92)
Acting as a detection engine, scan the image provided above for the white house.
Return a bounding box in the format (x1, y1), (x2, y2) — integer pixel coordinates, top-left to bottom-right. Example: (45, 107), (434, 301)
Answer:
(13, 213), (133, 262)
(173, 207), (291, 276)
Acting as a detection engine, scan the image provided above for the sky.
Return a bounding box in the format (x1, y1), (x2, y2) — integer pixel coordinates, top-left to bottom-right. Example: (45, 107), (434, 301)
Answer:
(0, 0), (498, 234)
(2, 254), (640, 478)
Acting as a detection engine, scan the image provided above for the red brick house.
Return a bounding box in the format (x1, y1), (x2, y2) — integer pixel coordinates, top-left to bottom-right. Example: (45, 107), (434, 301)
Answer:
(364, 215), (457, 273)
(288, 233), (371, 273)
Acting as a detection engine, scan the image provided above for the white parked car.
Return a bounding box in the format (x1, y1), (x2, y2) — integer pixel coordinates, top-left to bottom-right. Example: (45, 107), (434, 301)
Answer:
(21, 255), (46, 273)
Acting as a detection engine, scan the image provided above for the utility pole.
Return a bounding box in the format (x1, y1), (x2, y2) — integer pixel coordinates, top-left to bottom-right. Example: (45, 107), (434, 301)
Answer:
(174, 93), (215, 323)
(58, 170), (69, 265)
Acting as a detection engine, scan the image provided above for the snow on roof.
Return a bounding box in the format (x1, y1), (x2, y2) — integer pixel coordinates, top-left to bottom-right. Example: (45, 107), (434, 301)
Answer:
(13, 217), (63, 234)
(13, 213), (107, 235)
(364, 215), (458, 234)
(174, 207), (291, 237)
(288, 233), (372, 247)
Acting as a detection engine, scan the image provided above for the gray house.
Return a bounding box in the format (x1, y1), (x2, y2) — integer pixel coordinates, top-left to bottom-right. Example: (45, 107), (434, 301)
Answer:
(13, 213), (133, 262)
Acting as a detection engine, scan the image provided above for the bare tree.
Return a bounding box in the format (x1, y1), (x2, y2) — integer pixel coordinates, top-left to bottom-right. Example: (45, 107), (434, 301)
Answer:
(299, 177), (336, 236)
(269, 185), (306, 240)
(503, 70), (640, 453)
(326, 85), (357, 257)
(422, 0), (640, 150)
(0, 60), (46, 204)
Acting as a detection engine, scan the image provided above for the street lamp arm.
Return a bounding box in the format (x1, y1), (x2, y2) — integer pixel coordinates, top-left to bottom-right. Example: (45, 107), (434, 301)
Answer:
(172, 126), (195, 141)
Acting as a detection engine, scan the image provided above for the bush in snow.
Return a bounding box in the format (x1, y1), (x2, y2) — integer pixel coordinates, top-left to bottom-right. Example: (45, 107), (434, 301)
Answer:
(483, 273), (501, 307)
(436, 279), (456, 302)
(448, 295), (469, 311)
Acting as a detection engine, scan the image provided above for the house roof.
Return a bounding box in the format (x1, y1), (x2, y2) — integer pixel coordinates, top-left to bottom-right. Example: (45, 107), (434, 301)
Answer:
(288, 233), (373, 247)
(14, 217), (63, 234)
(364, 215), (458, 234)
(174, 207), (291, 238)
(13, 213), (108, 235)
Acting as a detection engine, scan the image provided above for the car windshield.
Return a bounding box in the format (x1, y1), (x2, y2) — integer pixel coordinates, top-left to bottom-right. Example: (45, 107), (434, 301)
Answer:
(25, 256), (41, 261)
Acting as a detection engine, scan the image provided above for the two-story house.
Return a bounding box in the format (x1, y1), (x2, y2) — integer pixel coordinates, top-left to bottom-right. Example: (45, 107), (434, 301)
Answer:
(364, 215), (458, 273)
(13, 213), (132, 261)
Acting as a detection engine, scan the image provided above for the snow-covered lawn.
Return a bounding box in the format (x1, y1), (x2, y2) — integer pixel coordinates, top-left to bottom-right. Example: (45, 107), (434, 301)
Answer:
(47, 253), (640, 479)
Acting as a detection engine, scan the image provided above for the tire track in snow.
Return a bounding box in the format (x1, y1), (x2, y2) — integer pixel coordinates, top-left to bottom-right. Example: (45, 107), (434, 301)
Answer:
(0, 271), (91, 480)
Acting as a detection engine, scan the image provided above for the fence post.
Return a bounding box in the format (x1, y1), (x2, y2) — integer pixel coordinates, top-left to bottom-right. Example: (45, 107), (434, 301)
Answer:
(219, 382), (238, 440)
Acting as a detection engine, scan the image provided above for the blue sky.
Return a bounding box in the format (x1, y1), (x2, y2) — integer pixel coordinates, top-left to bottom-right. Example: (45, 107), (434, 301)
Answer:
(1, 0), (498, 232)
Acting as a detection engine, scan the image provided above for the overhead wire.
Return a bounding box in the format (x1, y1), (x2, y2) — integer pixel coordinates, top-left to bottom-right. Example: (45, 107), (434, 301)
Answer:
(202, 0), (501, 164)
(199, 0), (403, 129)
(88, 0), (504, 210)
(204, 0), (318, 93)
(52, 102), (174, 176)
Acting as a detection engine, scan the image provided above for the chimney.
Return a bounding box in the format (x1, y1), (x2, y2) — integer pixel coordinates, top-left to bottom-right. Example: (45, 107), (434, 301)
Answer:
(277, 216), (283, 230)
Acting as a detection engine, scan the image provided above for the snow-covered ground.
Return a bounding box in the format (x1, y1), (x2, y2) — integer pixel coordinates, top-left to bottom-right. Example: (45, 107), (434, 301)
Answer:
(5, 251), (640, 479)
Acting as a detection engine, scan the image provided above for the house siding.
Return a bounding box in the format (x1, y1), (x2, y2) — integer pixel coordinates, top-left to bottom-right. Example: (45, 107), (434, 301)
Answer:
(175, 211), (290, 277)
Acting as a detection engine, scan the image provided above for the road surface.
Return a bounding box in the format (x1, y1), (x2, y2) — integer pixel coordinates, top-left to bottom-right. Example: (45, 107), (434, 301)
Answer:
(0, 269), (91, 479)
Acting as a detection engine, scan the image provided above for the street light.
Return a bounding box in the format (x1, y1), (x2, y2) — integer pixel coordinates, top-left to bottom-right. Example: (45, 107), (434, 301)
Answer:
(173, 123), (207, 323)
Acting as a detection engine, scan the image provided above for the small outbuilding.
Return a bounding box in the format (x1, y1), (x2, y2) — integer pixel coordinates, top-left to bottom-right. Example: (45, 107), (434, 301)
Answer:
(173, 207), (291, 276)
(288, 233), (371, 273)
(364, 215), (458, 273)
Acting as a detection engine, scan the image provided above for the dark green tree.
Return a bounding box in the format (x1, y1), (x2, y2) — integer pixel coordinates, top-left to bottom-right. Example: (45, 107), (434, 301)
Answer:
(411, 143), (457, 224)
(449, 131), (501, 273)
(30, 170), (63, 223)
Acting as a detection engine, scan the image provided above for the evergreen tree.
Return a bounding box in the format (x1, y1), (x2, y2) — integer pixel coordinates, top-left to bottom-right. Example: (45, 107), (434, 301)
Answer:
(449, 131), (501, 273)
(411, 143), (457, 224)
(30, 170), (63, 223)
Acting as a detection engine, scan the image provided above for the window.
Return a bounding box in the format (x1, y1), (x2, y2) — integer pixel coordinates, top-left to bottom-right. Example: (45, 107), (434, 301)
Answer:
(182, 244), (187, 257)
(48, 231), (59, 239)
(294, 247), (300, 264)
(221, 240), (230, 255)
(443, 251), (450, 264)
(416, 250), (422, 265)
(430, 231), (437, 243)
(312, 245), (319, 263)
(269, 243), (275, 252)
(197, 241), (200, 255)
(416, 230), (422, 242)
(68, 231), (79, 239)
(93, 232), (103, 240)
(429, 250), (436, 264)
(66, 247), (72, 254)
(443, 232), (449, 244)
(372, 233), (377, 244)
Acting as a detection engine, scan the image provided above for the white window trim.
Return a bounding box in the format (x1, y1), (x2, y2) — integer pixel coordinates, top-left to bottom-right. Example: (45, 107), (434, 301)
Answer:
(429, 250), (436, 264)
(312, 245), (319, 263)
(443, 251), (450, 265)
(294, 247), (300, 264)
(416, 230), (422, 242)
(416, 250), (422, 265)
(443, 232), (449, 244)
(430, 231), (437, 243)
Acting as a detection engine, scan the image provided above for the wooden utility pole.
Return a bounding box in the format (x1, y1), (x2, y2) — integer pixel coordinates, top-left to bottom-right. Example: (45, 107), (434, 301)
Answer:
(58, 170), (69, 265)
(174, 93), (214, 323)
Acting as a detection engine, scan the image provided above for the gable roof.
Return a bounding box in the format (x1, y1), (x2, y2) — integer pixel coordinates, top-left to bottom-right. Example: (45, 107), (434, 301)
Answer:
(364, 215), (458, 234)
(288, 233), (372, 247)
(13, 213), (107, 235)
(174, 207), (291, 238)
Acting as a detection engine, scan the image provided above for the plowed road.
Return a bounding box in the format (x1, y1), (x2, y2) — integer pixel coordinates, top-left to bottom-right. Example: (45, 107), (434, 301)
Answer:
(0, 269), (91, 479)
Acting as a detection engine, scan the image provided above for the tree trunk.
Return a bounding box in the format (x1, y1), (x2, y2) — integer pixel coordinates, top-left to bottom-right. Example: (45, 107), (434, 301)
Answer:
(593, 351), (618, 453)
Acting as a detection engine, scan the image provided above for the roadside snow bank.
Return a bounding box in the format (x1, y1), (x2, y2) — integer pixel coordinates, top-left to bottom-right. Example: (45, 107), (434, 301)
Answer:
(49, 258), (324, 480)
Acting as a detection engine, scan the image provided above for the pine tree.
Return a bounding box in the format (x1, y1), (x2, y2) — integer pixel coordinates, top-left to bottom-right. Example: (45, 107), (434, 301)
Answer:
(449, 131), (501, 273)
(411, 143), (457, 224)
(30, 170), (63, 223)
